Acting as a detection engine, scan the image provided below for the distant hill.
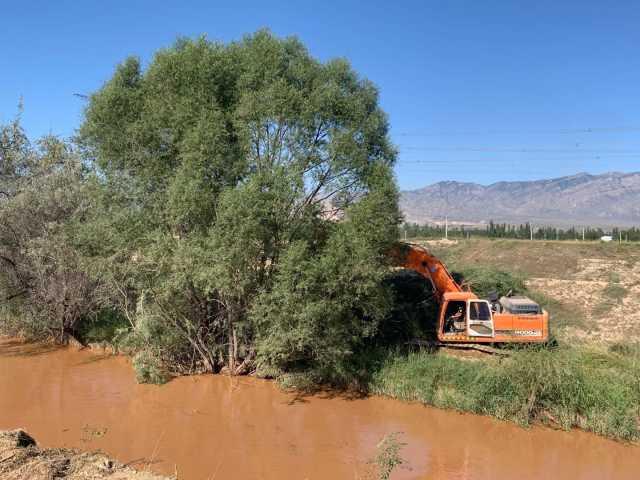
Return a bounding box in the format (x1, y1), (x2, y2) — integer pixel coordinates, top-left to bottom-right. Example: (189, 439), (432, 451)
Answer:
(400, 172), (640, 227)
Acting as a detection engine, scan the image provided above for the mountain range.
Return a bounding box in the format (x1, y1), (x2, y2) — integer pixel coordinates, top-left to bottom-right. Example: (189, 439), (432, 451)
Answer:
(400, 172), (640, 227)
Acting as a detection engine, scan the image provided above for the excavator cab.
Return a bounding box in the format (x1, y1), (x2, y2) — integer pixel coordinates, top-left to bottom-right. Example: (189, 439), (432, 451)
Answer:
(441, 296), (495, 338)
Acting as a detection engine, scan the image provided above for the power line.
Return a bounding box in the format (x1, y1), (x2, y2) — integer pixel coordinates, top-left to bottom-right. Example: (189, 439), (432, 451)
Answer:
(397, 155), (640, 165)
(395, 126), (640, 137)
(400, 160), (515, 164)
(401, 146), (640, 154)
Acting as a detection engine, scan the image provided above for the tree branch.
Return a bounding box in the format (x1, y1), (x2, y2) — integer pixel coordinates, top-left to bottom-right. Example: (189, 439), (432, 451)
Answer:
(2, 290), (27, 303)
(0, 255), (18, 269)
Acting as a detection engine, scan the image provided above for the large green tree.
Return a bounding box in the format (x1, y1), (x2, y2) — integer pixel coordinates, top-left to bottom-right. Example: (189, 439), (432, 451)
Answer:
(79, 30), (400, 379)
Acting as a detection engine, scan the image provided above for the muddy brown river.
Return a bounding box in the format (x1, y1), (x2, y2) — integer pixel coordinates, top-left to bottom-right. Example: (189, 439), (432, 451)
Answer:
(0, 338), (638, 479)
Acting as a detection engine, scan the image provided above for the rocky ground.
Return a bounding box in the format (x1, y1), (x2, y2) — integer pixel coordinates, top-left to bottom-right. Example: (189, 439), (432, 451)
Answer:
(0, 430), (171, 480)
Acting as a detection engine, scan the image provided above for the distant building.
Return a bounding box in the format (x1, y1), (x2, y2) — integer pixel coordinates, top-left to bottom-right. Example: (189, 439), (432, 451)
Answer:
(600, 235), (613, 242)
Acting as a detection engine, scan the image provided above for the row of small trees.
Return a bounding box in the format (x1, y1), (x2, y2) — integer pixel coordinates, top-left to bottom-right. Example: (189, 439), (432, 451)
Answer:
(403, 221), (640, 241)
(0, 31), (402, 383)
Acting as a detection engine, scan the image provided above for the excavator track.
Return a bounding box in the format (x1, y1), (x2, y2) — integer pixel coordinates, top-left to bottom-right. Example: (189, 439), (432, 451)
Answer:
(407, 339), (512, 356)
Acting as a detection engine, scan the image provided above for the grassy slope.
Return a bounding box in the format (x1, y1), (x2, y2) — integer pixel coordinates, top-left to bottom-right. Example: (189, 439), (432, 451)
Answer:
(368, 345), (640, 441)
(366, 238), (640, 442)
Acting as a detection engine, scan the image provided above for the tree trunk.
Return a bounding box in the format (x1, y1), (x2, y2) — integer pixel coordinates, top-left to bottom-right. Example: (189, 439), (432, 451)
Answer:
(228, 319), (236, 374)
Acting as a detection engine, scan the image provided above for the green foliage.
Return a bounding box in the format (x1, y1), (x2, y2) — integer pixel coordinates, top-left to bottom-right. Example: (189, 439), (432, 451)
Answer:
(79, 31), (395, 233)
(403, 221), (640, 242)
(0, 309), (49, 340)
(0, 118), (104, 342)
(132, 350), (171, 385)
(370, 346), (640, 441)
(380, 271), (438, 344)
(251, 165), (400, 383)
(252, 228), (392, 383)
(124, 291), (212, 374)
(602, 283), (628, 302)
(76, 309), (130, 344)
(0, 111), (32, 197)
(452, 265), (526, 298)
(593, 281), (628, 317)
(370, 433), (406, 480)
(75, 30), (399, 377)
(609, 341), (640, 357)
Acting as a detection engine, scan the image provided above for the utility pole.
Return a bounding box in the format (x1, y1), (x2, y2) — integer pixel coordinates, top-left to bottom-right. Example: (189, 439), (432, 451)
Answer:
(582, 227), (585, 241)
(445, 216), (448, 240)
(530, 223), (533, 241)
(404, 227), (407, 242)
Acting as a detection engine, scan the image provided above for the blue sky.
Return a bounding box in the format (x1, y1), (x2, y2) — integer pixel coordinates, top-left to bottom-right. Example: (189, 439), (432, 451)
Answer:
(2, 0), (639, 190)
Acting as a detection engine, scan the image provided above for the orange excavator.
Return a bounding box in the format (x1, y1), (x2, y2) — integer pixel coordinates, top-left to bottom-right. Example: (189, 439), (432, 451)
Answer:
(393, 243), (549, 344)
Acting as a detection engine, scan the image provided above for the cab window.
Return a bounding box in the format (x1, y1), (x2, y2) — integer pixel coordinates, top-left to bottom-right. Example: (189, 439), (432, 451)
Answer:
(469, 301), (491, 321)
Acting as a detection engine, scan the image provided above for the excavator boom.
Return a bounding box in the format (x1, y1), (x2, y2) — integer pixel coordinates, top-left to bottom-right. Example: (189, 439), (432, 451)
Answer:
(396, 243), (464, 302)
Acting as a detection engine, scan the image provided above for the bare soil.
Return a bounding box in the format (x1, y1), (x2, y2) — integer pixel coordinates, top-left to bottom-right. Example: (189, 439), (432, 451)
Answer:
(0, 430), (171, 480)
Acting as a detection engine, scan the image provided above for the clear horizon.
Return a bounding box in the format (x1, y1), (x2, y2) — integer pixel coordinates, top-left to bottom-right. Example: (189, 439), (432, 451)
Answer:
(2, 0), (639, 190)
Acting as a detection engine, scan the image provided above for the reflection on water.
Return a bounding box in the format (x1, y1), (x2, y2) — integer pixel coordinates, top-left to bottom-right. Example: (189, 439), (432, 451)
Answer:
(0, 337), (638, 480)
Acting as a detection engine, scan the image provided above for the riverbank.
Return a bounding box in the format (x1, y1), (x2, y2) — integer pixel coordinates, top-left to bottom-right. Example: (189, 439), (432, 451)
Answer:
(368, 344), (640, 442)
(0, 429), (171, 480)
(72, 331), (640, 442)
(6, 332), (640, 443)
(5, 237), (639, 445)
(350, 237), (640, 442)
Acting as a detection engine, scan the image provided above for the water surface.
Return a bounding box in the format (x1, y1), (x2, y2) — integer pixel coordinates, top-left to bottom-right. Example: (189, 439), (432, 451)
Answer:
(0, 338), (638, 479)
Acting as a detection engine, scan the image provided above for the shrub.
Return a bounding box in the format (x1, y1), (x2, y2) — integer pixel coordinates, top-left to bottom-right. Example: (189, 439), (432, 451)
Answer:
(76, 309), (130, 344)
(252, 225), (392, 384)
(453, 265), (526, 298)
(380, 270), (438, 343)
(0, 307), (49, 340)
(132, 351), (170, 385)
(0, 122), (101, 342)
(602, 283), (628, 302)
(369, 433), (406, 480)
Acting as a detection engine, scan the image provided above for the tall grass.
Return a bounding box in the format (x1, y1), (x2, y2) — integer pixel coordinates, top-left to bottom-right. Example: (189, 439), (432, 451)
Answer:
(369, 345), (640, 441)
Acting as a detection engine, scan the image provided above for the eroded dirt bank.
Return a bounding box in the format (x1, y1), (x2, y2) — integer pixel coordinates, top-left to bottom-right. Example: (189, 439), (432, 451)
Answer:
(1, 337), (639, 480)
(0, 429), (170, 480)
